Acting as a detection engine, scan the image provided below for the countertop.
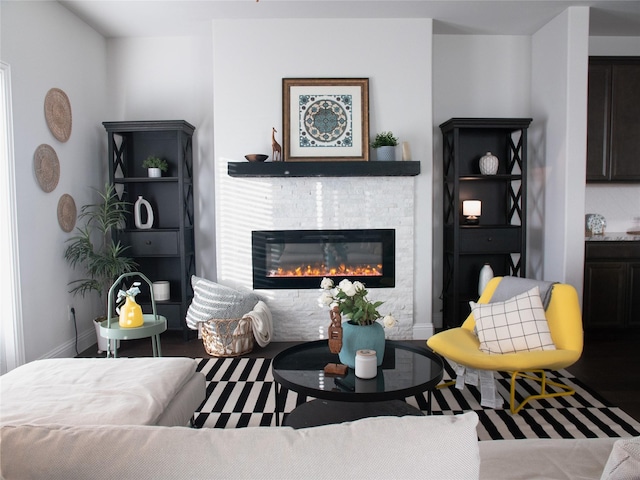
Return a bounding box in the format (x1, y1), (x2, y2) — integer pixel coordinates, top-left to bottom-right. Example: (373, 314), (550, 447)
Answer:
(585, 231), (640, 241)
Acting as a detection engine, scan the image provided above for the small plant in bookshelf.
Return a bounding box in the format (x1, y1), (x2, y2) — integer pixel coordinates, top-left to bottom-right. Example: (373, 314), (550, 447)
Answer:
(142, 156), (168, 177)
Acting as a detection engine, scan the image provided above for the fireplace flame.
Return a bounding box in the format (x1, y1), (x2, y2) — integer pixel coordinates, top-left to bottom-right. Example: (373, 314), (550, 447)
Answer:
(268, 263), (383, 278)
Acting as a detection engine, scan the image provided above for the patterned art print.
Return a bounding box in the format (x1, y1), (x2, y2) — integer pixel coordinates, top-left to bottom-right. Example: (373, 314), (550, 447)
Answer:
(299, 94), (353, 148)
(283, 79), (369, 161)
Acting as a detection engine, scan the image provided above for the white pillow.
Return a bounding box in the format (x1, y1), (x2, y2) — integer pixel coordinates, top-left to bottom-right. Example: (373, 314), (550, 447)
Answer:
(600, 437), (640, 480)
(185, 276), (259, 330)
(470, 286), (556, 354)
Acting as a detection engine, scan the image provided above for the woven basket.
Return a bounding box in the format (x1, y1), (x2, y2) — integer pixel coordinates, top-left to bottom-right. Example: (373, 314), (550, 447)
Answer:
(202, 317), (254, 357)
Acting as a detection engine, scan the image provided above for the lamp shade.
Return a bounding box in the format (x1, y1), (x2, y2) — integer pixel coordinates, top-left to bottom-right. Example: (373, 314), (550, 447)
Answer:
(463, 200), (482, 217)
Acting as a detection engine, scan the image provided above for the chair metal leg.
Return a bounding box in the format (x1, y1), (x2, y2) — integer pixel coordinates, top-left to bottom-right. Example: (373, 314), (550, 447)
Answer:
(437, 380), (456, 389)
(510, 370), (576, 414)
(435, 371), (576, 415)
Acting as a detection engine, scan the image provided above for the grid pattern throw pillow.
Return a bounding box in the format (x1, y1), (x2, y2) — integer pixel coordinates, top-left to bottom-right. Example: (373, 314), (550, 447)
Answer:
(470, 286), (556, 354)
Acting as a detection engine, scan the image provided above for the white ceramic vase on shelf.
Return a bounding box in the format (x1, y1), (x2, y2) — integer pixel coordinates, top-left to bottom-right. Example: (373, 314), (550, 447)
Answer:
(479, 152), (499, 175)
(134, 196), (154, 229)
(478, 263), (494, 296)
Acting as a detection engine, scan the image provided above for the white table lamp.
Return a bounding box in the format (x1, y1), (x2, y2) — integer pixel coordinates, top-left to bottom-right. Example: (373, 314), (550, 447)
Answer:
(463, 200), (481, 224)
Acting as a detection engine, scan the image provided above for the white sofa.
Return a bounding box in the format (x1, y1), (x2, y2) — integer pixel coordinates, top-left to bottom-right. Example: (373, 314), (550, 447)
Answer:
(1, 358), (636, 480)
(0, 412), (632, 480)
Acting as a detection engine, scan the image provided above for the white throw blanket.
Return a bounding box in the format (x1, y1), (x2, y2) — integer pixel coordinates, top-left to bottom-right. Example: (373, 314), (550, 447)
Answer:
(244, 300), (273, 347)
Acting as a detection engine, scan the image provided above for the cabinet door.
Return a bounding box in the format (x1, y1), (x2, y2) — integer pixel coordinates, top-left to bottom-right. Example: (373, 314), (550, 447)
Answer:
(586, 63), (611, 181)
(583, 261), (626, 328)
(610, 64), (640, 180)
(629, 263), (640, 327)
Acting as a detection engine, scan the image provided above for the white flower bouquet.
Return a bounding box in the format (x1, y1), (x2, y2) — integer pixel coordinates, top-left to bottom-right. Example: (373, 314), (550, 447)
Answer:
(319, 277), (396, 328)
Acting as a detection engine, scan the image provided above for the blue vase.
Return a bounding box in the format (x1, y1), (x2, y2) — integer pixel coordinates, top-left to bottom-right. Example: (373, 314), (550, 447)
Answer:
(338, 321), (386, 368)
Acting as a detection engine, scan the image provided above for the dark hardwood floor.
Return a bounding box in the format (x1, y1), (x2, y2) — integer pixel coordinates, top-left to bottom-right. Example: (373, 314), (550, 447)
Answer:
(566, 330), (640, 423)
(77, 330), (640, 423)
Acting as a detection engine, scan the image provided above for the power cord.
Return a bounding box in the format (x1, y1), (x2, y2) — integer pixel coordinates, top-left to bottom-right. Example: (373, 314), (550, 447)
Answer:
(71, 307), (79, 356)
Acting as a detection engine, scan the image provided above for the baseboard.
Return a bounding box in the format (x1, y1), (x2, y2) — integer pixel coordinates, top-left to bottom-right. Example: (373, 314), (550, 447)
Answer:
(40, 328), (96, 360)
(412, 323), (434, 340)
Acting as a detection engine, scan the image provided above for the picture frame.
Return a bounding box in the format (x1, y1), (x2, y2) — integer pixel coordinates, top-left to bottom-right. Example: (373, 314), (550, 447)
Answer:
(282, 78), (369, 162)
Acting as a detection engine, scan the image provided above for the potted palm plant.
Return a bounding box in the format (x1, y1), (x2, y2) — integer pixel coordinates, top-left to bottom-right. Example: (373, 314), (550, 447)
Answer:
(371, 131), (399, 161)
(64, 183), (137, 353)
(142, 155), (168, 177)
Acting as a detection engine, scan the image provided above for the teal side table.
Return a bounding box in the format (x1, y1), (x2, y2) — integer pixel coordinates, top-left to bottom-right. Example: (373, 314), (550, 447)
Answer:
(100, 272), (167, 358)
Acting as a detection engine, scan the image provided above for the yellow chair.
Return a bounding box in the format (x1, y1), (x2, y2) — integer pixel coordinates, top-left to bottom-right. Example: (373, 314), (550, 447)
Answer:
(427, 277), (583, 414)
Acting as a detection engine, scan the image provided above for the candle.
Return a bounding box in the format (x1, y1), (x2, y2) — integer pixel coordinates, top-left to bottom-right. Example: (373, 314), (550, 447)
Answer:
(401, 141), (412, 161)
(355, 349), (377, 379)
(152, 281), (170, 301)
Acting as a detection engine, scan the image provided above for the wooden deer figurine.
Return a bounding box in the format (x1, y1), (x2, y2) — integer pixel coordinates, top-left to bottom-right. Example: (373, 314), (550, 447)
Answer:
(271, 127), (282, 162)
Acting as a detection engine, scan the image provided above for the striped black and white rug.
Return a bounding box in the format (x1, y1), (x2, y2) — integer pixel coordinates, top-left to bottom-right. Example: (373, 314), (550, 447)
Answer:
(192, 357), (640, 440)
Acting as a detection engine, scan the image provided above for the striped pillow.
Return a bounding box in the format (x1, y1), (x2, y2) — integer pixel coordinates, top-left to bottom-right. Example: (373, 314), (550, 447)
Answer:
(185, 276), (259, 330)
(470, 286), (556, 354)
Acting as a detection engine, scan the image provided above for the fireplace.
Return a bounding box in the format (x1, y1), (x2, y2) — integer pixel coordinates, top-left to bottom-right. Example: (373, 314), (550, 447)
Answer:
(252, 229), (395, 289)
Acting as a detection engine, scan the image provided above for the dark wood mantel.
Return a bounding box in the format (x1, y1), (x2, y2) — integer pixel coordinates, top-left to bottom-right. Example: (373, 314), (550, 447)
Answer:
(227, 161), (421, 178)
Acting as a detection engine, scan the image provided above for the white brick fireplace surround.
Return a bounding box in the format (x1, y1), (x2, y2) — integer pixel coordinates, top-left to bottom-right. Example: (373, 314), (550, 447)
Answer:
(215, 163), (418, 342)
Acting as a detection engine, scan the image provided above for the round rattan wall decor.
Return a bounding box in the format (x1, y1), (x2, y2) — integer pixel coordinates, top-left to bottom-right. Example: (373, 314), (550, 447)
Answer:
(44, 88), (72, 142)
(57, 193), (77, 233)
(33, 144), (60, 193)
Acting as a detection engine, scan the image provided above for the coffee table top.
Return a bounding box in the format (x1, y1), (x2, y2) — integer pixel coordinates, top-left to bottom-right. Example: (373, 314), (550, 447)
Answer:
(272, 340), (443, 403)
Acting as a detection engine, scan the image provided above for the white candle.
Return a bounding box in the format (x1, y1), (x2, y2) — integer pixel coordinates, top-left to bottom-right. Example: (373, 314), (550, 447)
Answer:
(401, 141), (412, 161)
(152, 281), (170, 301)
(355, 349), (377, 379)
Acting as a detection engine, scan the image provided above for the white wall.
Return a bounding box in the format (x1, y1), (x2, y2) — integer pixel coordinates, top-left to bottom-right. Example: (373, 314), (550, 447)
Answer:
(589, 36), (640, 55)
(106, 35), (215, 279)
(585, 36), (640, 234)
(530, 7), (590, 296)
(1, 1), (108, 361)
(2, 3), (624, 356)
(212, 18), (433, 339)
(431, 35), (531, 327)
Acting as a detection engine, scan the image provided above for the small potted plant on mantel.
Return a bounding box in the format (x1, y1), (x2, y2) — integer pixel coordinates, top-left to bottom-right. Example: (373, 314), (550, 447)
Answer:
(142, 155), (168, 177)
(371, 131), (399, 161)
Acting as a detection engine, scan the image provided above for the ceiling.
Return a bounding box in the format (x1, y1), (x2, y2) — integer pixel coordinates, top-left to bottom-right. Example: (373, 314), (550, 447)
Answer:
(59, 0), (640, 37)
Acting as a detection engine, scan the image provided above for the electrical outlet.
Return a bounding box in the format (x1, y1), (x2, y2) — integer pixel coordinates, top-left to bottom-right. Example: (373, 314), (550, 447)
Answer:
(68, 305), (75, 322)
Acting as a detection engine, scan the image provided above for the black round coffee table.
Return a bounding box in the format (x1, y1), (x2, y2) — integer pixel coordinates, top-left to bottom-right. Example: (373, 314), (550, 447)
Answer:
(272, 340), (443, 428)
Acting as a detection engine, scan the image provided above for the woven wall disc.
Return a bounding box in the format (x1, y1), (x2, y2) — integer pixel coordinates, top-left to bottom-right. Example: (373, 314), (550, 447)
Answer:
(34, 144), (60, 193)
(57, 193), (77, 233)
(44, 88), (72, 142)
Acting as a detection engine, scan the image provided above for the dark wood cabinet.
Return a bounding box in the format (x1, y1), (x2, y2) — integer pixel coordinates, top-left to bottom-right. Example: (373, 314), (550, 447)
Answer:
(587, 57), (640, 182)
(583, 242), (640, 329)
(103, 120), (196, 338)
(440, 118), (531, 328)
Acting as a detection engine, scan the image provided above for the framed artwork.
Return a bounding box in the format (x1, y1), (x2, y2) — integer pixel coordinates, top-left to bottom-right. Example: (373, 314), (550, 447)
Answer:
(282, 78), (369, 162)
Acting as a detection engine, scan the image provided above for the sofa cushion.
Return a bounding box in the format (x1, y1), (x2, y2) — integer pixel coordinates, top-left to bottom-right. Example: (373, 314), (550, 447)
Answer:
(600, 436), (640, 480)
(479, 437), (617, 480)
(0, 358), (198, 427)
(470, 286), (556, 354)
(0, 413), (480, 480)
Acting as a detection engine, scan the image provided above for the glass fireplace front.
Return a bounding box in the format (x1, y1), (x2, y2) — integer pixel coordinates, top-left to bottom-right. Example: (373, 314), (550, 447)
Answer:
(252, 229), (395, 289)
